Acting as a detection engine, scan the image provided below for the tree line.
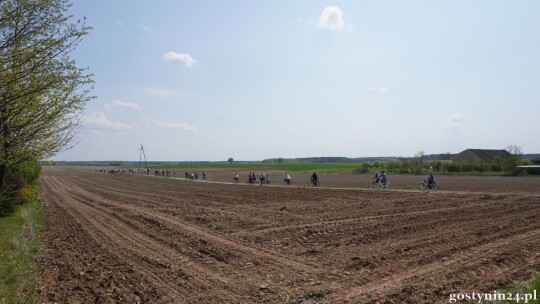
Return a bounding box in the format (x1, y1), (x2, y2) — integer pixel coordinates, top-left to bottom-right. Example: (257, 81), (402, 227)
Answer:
(381, 157), (523, 175)
(355, 153), (527, 176)
(0, 0), (92, 215)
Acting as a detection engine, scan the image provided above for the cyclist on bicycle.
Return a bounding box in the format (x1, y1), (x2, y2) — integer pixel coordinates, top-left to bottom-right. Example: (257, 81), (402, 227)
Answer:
(310, 172), (318, 184)
(252, 172), (256, 183)
(427, 171), (435, 188)
(373, 171), (380, 183)
(284, 172), (292, 185)
(381, 171), (388, 186)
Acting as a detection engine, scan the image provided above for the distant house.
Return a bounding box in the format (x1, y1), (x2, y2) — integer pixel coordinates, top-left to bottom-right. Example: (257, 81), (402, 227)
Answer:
(452, 149), (512, 162)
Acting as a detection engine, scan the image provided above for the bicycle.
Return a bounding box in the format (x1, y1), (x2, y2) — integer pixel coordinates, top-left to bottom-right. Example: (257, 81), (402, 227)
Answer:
(310, 179), (320, 187)
(370, 178), (391, 190)
(260, 178), (271, 185)
(419, 178), (439, 191)
(369, 178), (380, 190)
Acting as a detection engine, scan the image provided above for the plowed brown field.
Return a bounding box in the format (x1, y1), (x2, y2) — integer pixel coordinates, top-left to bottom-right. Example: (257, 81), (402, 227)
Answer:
(37, 167), (540, 303)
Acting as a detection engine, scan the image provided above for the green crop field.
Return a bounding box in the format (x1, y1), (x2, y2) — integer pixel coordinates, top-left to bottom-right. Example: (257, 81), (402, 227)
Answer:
(127, 162), (364, 173)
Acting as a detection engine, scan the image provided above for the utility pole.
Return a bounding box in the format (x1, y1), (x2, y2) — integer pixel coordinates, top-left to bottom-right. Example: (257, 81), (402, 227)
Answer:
(138, 144), (148, 173)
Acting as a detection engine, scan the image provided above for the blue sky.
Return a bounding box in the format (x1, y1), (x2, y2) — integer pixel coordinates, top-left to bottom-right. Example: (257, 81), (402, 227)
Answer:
(57, 1), (540, 161)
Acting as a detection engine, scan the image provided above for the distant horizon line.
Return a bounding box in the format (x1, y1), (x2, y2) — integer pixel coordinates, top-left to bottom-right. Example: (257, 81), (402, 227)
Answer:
(49, 152), (540, 163)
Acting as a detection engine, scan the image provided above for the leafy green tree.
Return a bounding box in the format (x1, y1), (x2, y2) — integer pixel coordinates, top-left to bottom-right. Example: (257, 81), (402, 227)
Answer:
(0, 159), (40, 214)
(384, 161), (399, 173)
(11, 159), (41, 185)
(0, 0), (93, 193)
(490, 157), (502, 172)
(399, 161), (411, 173)
(433, 161), (442, 173)
(447, 162), (461, 173)
(501, 156), (519, 175)
(412, 151), (425, 174)
(227, 157), (234, 164)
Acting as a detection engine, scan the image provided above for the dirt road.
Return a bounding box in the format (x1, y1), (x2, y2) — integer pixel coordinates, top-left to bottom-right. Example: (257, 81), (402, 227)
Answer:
(37, 167), (540, 303)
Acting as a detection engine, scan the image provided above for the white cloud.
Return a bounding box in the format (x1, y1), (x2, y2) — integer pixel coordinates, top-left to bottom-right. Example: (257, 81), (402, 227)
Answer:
(369, 87), (389, 94)
(141, 24), (151, 32)
(145, 119), (164, 128)
(443, 114), (465, 135)
(165, 122), (197, 132)
(318, 6), (346, 30)
(143, 118), (196, 132)
(163, 52), (198, 67)
(449, 113), (464, 122)
(117, 21), (123, 27)
(84, 112), (132, 130)
(369, 87), (389, 100)
(142, 86), (176, 97)
(84, 114), (196, 133)
(105, 100), (143, 111)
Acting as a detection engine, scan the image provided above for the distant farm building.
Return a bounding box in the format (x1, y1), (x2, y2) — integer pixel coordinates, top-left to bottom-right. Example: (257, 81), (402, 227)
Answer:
(452, 149), (512, 162)
(519, 158), (540, 174)
(517, 165), (540, 174)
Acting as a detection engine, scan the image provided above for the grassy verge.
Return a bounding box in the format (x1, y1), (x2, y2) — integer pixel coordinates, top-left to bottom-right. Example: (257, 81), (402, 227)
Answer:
(498, 274), (540, 303)
(531, 275), (540, 303)
(0, 193), (45, 304)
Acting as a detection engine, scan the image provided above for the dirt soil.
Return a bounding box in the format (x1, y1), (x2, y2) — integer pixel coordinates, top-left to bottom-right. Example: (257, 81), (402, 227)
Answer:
(37, 167), (540, 303)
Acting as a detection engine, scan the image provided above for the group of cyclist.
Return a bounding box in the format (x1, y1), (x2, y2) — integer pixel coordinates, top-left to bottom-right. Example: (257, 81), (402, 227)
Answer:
(133, 167), (436, 189)
(234, 170), (437, 189)
(372, 170), (436, 188)
(372, 171), (388, 185)
(130, 167), (435, 189)
(236, 171), (318, 186)
(243, 172), (288, 185)
(183, 171), (207, 180)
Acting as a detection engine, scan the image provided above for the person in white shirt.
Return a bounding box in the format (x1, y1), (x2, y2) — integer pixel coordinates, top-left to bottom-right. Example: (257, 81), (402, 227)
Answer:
(284, 172), (292, 185)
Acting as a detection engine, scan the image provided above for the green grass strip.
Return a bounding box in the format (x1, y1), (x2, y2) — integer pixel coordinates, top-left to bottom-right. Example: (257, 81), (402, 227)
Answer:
(124, 162), (366, 173)
(488, 273), (540, 304)
(0, 193), (45, 304)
